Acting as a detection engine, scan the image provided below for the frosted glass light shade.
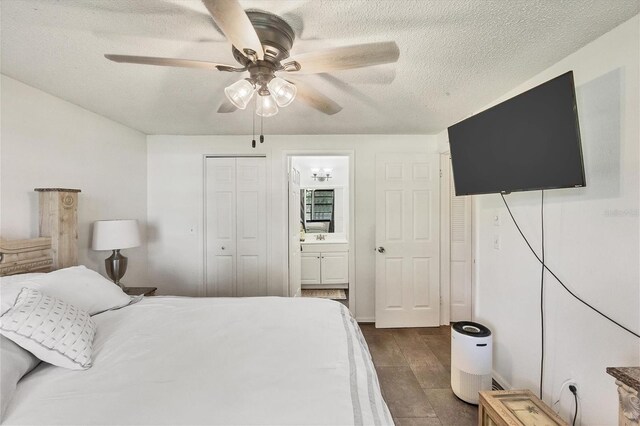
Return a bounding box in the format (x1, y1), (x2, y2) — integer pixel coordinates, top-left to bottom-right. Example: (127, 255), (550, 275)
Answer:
(224, 79), (255, 110)
(267, 77), (297, 107)
(256, 93), (279, 117)
(92, 220), (141, 250)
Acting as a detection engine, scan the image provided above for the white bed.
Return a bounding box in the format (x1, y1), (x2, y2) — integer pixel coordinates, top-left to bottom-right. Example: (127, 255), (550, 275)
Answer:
(0, 192), (392, 425)
(3, 296), (392, 425)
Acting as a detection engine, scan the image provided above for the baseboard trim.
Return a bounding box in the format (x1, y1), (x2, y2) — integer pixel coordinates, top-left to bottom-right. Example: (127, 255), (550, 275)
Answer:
(356, 317), (375, 323)
(492, 369), (511, 390)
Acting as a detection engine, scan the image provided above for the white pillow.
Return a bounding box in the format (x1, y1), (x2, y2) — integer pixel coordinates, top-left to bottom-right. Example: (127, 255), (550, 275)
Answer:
(0, 273), (45, 316)
(1, 266), (131, 316)
(1, 336), (40, 420)
(0, 288), (96, 370)
(0, 273), (45, 285)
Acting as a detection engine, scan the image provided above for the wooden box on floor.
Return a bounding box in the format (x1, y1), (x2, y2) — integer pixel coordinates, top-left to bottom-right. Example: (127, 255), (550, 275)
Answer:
(478, 389), (567, 426)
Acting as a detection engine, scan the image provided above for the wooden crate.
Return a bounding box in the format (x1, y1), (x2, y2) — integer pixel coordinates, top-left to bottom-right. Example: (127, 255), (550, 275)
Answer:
(479, 389), (568, 426)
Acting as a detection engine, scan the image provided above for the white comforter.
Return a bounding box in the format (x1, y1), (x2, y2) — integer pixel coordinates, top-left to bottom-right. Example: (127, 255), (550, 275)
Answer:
(4, 296), (392, 425)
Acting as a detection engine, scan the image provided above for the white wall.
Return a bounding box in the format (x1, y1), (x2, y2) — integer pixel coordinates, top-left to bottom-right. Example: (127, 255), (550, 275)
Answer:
(469, 16), (639, 424)
(0, 75), (148, 285)
(146, 135), (439, 320)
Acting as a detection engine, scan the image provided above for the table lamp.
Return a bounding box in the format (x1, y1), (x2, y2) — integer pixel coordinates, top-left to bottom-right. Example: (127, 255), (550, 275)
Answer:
(91, 219), (141, 288)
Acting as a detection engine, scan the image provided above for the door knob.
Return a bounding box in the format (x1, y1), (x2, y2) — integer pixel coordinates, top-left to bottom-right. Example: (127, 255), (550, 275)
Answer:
(377, 247), (386, 253)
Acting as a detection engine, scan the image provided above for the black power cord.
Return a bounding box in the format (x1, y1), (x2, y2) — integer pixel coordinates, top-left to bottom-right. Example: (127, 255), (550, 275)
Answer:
(569, 384), (578, 426)
(539, 190), (545, 400)
(500, 192), (640, 341)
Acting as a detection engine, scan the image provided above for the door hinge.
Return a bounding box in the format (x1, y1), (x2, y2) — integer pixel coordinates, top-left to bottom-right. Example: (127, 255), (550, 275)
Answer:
(439, 169), (443, 178)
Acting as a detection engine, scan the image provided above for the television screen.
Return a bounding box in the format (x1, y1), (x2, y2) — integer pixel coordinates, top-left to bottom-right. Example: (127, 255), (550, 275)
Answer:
(448, 71), (585, 196)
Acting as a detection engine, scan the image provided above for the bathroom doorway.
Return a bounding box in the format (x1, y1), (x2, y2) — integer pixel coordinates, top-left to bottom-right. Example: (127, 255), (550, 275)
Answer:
(287, 154), (354, 311)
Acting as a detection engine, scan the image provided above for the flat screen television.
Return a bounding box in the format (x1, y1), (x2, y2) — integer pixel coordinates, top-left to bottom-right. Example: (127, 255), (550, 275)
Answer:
(447, 71), (585, 196)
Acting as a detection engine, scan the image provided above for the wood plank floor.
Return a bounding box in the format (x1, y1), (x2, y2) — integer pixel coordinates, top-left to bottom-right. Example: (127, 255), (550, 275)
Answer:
(360, 324), (478, 426)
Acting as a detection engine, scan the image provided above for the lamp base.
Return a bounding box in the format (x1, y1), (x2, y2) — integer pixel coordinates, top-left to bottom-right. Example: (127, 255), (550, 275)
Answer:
(105, 249), (128, 289)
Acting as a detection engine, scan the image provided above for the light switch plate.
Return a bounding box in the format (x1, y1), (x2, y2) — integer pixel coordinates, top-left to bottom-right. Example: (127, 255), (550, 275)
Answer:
(493, 211), (501, 226)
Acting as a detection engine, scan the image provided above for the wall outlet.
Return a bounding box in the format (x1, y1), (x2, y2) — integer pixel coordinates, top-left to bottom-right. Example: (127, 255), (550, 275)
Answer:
(553, 379), (578, 416)
(558, 379), (578, 398)
(493, 235), (500, 250)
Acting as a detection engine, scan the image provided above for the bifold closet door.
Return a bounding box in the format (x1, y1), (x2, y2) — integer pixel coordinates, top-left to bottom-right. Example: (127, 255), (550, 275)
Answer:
(205, 157), (267, 297)
(206, 158), (236, 297)
(235, 158), (267, 296)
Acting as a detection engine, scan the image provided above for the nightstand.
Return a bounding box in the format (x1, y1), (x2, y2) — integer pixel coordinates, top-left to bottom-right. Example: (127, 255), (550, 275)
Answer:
(123, 286), (157, 296)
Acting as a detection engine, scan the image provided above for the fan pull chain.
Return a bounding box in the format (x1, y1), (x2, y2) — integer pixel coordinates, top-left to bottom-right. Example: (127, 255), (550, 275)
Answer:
(260, 113), (264, 144)
(251, 95), (256, 148)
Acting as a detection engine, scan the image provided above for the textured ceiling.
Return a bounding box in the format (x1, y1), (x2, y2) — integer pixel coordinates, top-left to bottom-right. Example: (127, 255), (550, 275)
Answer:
(1, 0), (638, 135)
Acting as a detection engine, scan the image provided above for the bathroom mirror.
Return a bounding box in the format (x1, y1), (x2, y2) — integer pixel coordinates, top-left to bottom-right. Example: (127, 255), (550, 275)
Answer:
(301, 188), (345, 233)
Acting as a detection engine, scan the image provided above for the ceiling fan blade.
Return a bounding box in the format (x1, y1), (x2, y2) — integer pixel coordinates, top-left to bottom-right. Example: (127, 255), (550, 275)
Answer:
(288, 78), (342, 115)
(288, 41), (400, 74)
(105, 54), (236, 70)
(217, 100), (238, 113)
(201, 0), (263, 60)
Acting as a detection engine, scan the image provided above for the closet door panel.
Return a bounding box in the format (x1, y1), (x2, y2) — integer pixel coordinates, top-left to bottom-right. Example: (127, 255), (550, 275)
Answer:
(236, 158), (267, 297)
(205, 158), (237, 297)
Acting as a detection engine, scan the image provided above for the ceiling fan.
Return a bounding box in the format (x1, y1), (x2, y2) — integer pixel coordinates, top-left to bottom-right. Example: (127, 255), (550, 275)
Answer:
(104, 0), (400, 118)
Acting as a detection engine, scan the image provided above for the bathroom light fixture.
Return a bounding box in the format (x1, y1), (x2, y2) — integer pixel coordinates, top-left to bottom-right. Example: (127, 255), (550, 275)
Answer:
(311, 168), (332, 182)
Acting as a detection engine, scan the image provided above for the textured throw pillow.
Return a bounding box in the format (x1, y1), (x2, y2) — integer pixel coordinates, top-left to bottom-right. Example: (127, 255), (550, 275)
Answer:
(0, 336), (40, 420)
(0, 288), (96, 370)
(0, 273), (45, 315)
(1, 266), (131, 316)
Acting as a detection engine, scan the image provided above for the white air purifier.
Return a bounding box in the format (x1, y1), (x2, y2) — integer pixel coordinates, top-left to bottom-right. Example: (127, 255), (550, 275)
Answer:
(451, 321), (493, 404)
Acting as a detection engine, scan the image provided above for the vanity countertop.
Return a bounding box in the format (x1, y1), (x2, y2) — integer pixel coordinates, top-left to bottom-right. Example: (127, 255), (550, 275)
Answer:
(301, 239), (348, 244)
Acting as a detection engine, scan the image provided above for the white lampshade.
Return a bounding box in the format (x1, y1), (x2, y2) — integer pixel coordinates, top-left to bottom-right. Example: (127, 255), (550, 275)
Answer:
(92, 220), (141, 251)
(267, 77), (297, 107)
(224, 79), (255, 110)
(256, 93), (279, 117)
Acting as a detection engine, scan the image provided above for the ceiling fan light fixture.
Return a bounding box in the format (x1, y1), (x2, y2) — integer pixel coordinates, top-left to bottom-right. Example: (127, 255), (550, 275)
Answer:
(256, 93), (279, 117)
(268, 77), (297, 107)
(224, 78), (255, 110)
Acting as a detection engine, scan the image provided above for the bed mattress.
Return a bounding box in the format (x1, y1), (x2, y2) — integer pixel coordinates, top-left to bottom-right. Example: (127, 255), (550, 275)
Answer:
(3, 296), (392, 425)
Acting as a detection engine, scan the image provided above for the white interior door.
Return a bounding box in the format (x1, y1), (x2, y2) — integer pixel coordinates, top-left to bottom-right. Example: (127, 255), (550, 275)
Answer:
(205, 157), (267, 297)
(236, 158), (267, 297)
(375, 153), (440, 328)
(288, 166), (302, 296)
(450, 167), (473, 321)
(205, 158), (237, 297)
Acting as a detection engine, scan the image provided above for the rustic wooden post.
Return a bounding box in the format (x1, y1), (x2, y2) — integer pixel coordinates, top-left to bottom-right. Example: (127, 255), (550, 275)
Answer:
(35, 188), (81, 270)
